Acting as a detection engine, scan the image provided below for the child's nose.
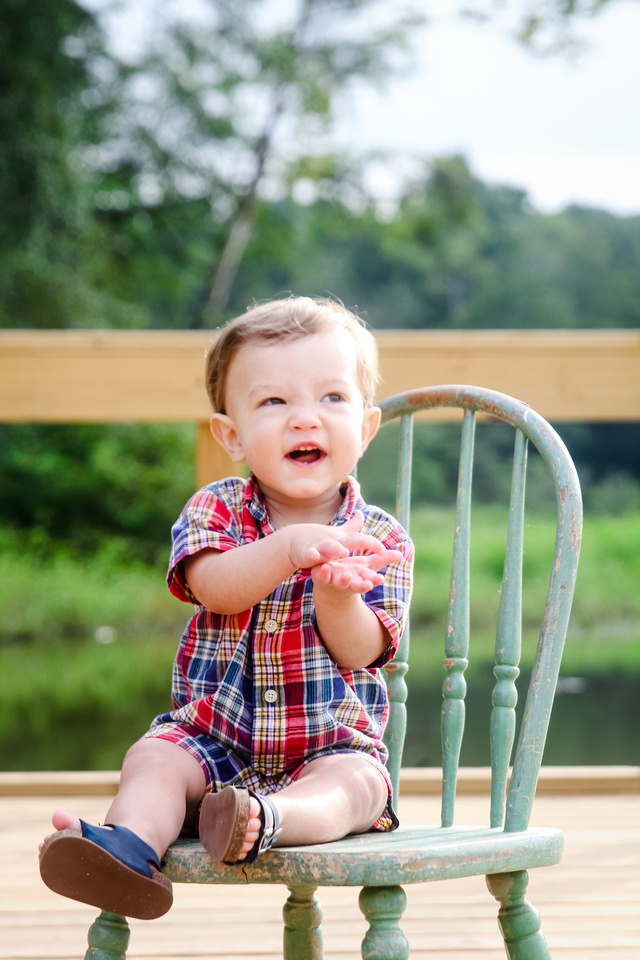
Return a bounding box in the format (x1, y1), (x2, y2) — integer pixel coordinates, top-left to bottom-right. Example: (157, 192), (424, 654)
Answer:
(289, 403), (321, 428)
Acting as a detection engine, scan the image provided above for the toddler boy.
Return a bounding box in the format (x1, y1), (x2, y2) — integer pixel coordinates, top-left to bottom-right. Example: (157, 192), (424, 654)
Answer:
(39, 296), (413, 920)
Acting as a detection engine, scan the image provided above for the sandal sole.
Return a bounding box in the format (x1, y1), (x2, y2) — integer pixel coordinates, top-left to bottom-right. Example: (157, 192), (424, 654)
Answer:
(39, 829), (173, 920)
(199, 787), (251, 864)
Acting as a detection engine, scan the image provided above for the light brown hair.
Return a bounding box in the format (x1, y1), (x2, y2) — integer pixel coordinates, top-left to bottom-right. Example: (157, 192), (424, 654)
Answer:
(205, 296), (380, 413)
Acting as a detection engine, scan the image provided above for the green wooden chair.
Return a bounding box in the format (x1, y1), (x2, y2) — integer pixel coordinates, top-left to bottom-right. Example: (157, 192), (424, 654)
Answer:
(84, 384), (582, 960)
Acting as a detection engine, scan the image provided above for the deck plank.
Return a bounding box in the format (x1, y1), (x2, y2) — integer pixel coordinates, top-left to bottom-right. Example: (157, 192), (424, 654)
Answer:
(1, 790), (638, 959)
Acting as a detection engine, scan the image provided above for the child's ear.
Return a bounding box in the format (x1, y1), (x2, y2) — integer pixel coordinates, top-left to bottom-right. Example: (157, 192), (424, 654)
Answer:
(360, 405), (381, 455)
(210, 413), (245, 462)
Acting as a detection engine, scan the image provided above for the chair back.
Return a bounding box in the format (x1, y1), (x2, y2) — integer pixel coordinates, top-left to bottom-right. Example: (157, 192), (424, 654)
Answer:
(375, 386), (582, 833)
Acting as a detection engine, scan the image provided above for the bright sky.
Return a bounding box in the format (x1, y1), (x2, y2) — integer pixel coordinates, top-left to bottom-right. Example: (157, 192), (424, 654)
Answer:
(335, 1), (640, 216)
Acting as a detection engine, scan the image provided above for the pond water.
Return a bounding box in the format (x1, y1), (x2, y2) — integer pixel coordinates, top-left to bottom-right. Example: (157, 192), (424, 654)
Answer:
(1, 661), (636, 772)
(401, 668), (640, 768)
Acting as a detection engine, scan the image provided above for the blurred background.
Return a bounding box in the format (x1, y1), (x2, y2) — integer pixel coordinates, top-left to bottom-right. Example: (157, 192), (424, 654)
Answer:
(1, 0), (638, 772)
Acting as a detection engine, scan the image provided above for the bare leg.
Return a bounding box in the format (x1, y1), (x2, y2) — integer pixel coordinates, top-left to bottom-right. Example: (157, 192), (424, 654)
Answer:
(238, 753), (388, 858)
(45, 748), (387, 863)
(44, 738), (207, 860)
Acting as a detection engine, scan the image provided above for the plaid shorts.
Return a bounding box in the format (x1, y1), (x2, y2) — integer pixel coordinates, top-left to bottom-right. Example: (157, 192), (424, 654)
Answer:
(142, 720), (399, 832)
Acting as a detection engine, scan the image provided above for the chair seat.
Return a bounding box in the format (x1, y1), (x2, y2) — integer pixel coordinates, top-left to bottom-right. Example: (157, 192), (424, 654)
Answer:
(163, 824), (563, 888)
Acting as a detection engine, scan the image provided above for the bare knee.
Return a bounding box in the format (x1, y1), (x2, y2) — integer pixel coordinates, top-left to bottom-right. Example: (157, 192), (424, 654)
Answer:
(120, 738), (206, 807)
(122, 736), (175, 768)
(283, 753), (388, 841)
(337, 756), (388, 831)
(120, 737), (168, 778)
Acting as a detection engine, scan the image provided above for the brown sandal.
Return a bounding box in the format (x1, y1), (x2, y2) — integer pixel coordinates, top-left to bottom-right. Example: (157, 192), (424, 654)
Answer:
(198, 786), (281, 864)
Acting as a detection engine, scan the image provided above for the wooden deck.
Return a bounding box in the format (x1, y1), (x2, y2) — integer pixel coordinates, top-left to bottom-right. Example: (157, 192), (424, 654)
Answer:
(1, 773), (638, 960)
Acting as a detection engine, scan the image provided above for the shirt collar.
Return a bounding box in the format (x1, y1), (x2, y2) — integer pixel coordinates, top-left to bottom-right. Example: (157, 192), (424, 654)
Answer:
(333, 475), (362, 524)
(245, 473), (362, 530)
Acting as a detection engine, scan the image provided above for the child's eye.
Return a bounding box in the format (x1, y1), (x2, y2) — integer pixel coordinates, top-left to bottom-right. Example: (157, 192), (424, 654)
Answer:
(322, 393), (344, 403)
(261, 397), (285, 406)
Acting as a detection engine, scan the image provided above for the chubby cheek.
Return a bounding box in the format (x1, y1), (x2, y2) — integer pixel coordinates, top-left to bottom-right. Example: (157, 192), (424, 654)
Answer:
(249, 434), (286, 472)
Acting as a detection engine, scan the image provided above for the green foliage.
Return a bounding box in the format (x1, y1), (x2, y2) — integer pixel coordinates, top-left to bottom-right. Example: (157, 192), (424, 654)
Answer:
(570, 512), (640, 634)
(0, 424), (196, 561)
(223, 159), (640, 332)
(0, 0), (136, 329)
(78, 0), (425, 321)
(0, 526), (187, 645)
(0, 0), (95, 247)
(462, 0), (620, 55)
(2, 2), (639, 332)
(6, 2), (638, 334)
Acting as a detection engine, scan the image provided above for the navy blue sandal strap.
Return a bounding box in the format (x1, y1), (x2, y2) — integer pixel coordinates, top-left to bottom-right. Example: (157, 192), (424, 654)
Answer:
(79, 821), (161, 878)
(244, 793), (281, 864)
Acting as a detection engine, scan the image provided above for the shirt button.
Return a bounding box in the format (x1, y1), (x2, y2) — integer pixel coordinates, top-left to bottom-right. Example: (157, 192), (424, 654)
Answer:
(264, 689), (278, 704)
(265, 619), (279, 633)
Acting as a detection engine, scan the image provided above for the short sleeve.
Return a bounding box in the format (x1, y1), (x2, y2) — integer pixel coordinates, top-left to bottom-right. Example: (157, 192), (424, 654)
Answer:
(167, 479), (247, 604)
(360, 511), (414, 668)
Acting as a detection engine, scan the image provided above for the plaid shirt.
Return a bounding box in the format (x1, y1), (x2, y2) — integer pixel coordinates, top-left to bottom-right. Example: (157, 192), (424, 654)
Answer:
(159, 475), (413, 778)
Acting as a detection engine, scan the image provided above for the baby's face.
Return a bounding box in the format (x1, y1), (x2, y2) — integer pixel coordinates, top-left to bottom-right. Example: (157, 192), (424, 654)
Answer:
(213, 330), (380, 511)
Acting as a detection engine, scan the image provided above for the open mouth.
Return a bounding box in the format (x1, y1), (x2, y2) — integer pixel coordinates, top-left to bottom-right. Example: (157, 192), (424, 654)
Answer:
(287, 446), (324, 465)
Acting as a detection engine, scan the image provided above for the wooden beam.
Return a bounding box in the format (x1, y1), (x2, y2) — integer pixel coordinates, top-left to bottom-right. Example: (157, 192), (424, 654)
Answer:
(375, 329), (640, 422)
(2, 766), (638, 796)
(195, 420), (237, 490)
(1, 329), (638, 423)
(0, 330), (214, 423)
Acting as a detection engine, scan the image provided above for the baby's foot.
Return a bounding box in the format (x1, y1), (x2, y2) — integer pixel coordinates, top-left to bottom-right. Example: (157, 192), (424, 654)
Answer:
(38, 812), (173, 919)
(237, 796), (262, 861)
(198, 787), (280, 864)
(39, 810), (83, 852)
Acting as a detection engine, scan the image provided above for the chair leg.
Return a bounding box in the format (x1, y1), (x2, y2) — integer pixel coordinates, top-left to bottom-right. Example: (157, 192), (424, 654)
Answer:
(359, 885), (409, 960)
(283, 884), (323, 960)
(84, 911), (130, 960)
(486, 871), (552, 960)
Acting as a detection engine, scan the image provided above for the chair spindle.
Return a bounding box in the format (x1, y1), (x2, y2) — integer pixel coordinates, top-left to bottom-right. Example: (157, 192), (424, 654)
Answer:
(490, 428), (527, 827)
(383, 414), (413, 802)
(441, 409), (475, 828)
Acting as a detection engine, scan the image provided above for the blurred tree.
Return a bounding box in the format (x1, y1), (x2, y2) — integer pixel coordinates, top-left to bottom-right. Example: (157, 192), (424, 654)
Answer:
(92, 0), (424, 326)
(227, 154), (640, 333)
(378, 157), (495, 328)
(0, 0), (133, 328)
(3, 0), (636, 331)
(0, 0), (90, 248)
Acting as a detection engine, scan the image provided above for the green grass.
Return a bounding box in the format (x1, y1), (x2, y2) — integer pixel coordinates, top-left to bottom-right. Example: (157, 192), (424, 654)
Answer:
(0, 506), (638, 770)
(0, 526), (186, 645)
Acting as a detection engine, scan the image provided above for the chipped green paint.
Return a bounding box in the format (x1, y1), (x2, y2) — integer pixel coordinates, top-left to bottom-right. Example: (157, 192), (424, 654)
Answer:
(359, 886), (409, 960)
(85, 912), (130, 960)
(487, 870), (553, 959)
(283, 885), (323, 960)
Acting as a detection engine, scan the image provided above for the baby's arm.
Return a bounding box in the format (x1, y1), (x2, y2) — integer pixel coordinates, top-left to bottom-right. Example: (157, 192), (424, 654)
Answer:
(183, 511), (394, 615)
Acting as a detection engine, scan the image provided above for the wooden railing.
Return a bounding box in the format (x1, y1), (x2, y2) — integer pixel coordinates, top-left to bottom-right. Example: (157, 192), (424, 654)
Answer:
(1, 329), (638, 489)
